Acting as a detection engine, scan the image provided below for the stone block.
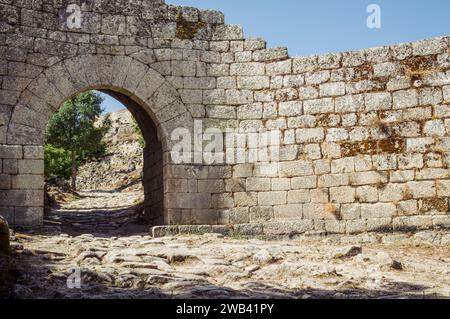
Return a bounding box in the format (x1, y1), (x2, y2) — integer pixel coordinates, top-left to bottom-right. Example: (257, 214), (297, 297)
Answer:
(23, 146), (44, 159)
(379, 183), (406, 202)
(366, 218), (393, 232)
(287, 190), (310, 204)
(11, 175), (44, 189)
(406, 181), (436, 199)
(346, 220), (366, 234)
(274, 204), (303, 220)
(0, 145), (22, 159)
(246, 177), (271, 191)
(291, 176), (317, 189)
(393, 89), (418, 109)
(330, 186), (355, 204)
(257, 191), (286, 206)
(230, 62), (265, 76)
(365, 92), (392, 111)
(0, 174), (11, 189)
(17, 160), (44, 175)
(279, 160), (314, 177)
(234, 223), (263, 236)
(350, 171), (388, 186)
(266, 60), (292, 76)
(303, 203), (338, 220)
(393, 216), (434, 231)
(263, 220), (314, 236)
(318, 174), (349, 188)
(341, 204), (361, 220)
(310, 188), (329, 203)
(361, 203), (397, 218)
(325, 220), (346, 234)
(2, 159), (17, 175)
(303, 98), (334, 114)
(14, 206), (43, 227)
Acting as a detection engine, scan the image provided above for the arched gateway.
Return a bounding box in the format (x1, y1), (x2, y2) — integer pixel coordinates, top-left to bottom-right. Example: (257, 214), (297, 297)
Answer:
(1, 0), (449, 234)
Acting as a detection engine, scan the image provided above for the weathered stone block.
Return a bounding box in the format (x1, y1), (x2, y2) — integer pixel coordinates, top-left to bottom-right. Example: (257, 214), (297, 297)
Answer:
(0, 174), (11, 190)
(318, 174), (349, 188)
(11, 175), (44, 189)
(266, 60), (292, 76)
(246, 178), (271, 192)
(346, 220), (366, 234)
(258, 191), (286, 206)
(335, 94), (364, 113)
(366, 218), (393, 232)
(350, 171), (388, 186)
(325, 220), (346, 234)
(18, 160), (44, 174)
(365, 92), (392, 111)
(230, 62), (265, 76)
(234, 223), (263, 236)
(274, 204), (303, 220)
(295, 128), (324, 144)
(303, 98), (334, 114)
(279, 160), (314, 177)
(287, 190), (311, 204)
(393, 89), (418, 109)
(406, 181), (436, 199)
(291, 176), (317, 189)
(393, 216), (434, 231)
(0, 145), (22, 159)
(303, 203), (338, 220)
(330, 186), (355, 204)
(23, 146), (44, 159)
(341, 204), (361, 220)
(263, 220), (313, 236)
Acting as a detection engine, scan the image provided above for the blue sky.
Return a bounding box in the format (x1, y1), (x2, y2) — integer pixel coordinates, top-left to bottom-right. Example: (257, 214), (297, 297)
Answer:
(101, 0), (450, 113)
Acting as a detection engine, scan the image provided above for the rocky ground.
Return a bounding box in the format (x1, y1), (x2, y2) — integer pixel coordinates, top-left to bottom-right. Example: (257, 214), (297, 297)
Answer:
(77, 109), (143, 191)
(45, 190), (146, 236)
(3, 224), (450, 299)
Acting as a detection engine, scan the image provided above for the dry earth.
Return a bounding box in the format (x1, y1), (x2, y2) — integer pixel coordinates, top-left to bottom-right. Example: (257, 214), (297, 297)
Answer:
(3, 191), (450, 299)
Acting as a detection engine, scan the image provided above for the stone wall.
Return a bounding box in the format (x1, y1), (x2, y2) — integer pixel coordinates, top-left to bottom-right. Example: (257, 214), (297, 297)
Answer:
(0, 0), (449, 233)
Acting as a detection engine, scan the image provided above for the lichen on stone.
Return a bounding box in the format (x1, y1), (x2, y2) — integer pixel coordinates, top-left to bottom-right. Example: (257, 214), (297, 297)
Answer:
(175, 12), (205, 40)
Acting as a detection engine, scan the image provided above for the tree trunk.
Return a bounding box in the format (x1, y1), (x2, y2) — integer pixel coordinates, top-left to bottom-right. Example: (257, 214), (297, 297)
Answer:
(71, 152), (77, 192)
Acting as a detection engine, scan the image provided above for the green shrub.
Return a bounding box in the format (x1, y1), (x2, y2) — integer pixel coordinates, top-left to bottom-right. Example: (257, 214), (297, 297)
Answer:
(44, 144), (72, 179)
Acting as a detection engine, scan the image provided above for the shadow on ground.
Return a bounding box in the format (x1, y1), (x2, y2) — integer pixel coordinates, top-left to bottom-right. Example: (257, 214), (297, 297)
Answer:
(1, 245), (440, 300)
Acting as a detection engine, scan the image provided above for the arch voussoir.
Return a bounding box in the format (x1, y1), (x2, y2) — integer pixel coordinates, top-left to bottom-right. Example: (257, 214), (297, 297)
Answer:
(63, 56), (91, 91)
(134, 68), (165, 101)
(122, 59), (149, 94)
(44, 62), (78, 101)
(26, 74), (66, 111)
(110, 56), (134, 90)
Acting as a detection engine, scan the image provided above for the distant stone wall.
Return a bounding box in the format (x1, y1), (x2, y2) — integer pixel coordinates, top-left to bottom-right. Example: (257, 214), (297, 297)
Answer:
(0, 0), (449, 233)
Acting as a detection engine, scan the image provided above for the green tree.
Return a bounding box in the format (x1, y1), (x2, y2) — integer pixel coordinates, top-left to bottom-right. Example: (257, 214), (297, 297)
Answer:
(44, 91), (111, 191)
(131, 118), (145, 147)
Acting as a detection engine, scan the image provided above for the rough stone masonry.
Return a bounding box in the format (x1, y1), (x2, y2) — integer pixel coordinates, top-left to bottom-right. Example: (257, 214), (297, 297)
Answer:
(0, 0), (449, 236)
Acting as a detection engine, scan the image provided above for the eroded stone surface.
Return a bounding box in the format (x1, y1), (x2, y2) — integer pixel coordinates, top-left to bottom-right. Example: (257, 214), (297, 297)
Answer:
(4, 230), (450, 299)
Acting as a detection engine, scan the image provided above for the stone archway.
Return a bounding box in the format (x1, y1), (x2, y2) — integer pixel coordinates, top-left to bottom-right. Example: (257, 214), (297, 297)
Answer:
(3, 55), (194, 227)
